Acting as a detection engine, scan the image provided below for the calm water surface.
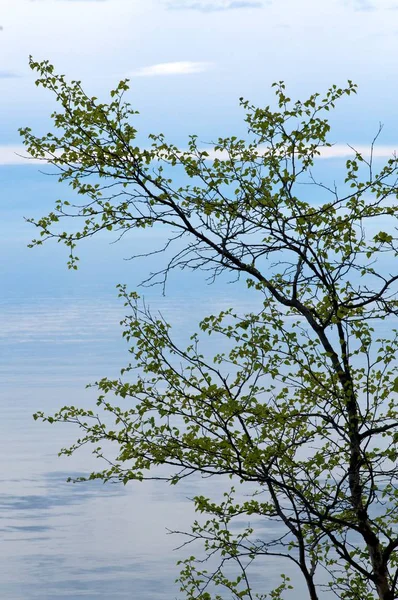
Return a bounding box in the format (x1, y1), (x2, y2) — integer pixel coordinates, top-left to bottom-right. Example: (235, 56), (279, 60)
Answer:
(1, 293), (305, 599)
(0, 166), (322, 598)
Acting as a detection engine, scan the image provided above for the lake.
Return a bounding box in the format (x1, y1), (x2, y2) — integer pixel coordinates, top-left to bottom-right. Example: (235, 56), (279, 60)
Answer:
(1, 165), (342, 599)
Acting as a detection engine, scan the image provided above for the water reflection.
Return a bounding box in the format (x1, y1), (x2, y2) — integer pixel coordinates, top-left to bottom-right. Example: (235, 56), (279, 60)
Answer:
(0, 290), (317, 599)
(0, 469), (191, 599)
(0, 222), (311, 598)
(0, 472), (124, 514)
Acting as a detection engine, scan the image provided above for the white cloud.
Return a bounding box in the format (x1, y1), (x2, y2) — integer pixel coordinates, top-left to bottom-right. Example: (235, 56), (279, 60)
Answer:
(0, 146), (70, 165)
(127, 61), (212, 77)
(197, 144), (398, 161)
(353, 0), (375, 10)
(344, 0), (398, 10)
(167, 0), (265, 11)
(0, 146), (42, 165)
(317, 144), (397, 159)
(0, 143), (396, 167)
(0, 71), (20, 78)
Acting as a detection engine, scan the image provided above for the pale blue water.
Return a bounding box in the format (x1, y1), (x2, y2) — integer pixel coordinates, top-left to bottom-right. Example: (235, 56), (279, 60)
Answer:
(0, 291), (193, 598)
(1, 163), (365, 598)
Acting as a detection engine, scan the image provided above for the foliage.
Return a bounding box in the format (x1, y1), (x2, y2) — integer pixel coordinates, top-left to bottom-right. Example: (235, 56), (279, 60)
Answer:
(22, 57), (398, 599)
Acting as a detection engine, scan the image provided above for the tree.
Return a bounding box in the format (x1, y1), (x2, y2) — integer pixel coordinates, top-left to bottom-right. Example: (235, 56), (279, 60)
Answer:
(21, 57), (398, 599)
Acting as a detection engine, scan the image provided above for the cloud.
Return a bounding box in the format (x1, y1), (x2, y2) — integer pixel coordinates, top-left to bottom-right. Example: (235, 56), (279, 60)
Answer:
(167, 0), (265, 10)
(30, 0), (107, 2)
(0, 71), (20, 78)
(354, 0), (375, 10)
(1, 143), (396, 167)
(128, 61), (212, 77)
(0, 146), (43, 165)
(341, 0), (387, 10)
(196, 144), (398, 161)
(0, 146), (68, 165)
(345, 0), (376, 10)
(317, 144), (398, 159)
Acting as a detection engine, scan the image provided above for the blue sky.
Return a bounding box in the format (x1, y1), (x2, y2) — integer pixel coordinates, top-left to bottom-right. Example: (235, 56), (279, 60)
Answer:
(1, 0), (398, 151)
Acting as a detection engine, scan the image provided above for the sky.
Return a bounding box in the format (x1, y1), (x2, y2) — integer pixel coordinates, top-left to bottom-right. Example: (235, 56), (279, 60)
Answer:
(1, 0), (397, 300)
(1, 0), (398, 151)
(1, 1), (398, 598)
